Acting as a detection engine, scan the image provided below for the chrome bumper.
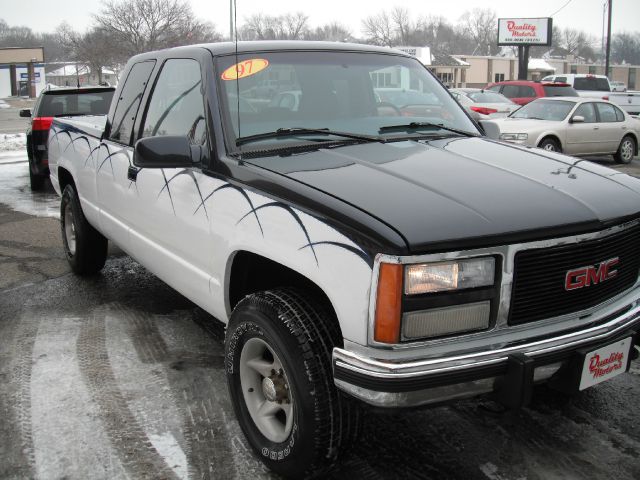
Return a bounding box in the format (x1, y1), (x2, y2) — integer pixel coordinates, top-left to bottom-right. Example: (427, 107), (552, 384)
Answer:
(333, 302), (640, 408)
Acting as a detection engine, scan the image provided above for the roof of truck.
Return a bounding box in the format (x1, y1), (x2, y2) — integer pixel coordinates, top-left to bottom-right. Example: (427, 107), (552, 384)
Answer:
(129, 41), (414, 62)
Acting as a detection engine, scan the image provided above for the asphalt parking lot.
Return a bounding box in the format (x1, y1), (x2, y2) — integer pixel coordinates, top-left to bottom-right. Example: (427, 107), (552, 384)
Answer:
(1, 105), (640, 479)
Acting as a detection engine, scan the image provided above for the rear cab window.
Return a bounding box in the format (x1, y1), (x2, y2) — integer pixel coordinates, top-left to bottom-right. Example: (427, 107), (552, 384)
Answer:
(543, 85), (578, 97)
(109, 60), (156, 145)
(38, 91), (115, 116)
(574, 77), (610, 92)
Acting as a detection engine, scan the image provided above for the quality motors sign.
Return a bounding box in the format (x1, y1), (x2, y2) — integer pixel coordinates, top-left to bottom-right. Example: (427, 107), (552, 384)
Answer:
(497, 18), (553, 46)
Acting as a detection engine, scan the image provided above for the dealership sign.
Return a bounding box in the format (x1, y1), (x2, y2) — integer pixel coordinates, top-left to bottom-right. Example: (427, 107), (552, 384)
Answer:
(497, 18), (553, 46)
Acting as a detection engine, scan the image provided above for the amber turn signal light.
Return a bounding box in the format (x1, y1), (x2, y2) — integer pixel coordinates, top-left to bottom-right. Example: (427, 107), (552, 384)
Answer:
(374, 263), (403, 343)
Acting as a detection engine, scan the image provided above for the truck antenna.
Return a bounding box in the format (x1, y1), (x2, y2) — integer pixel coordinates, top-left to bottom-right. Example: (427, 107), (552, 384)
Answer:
(233, 0), (242, 162)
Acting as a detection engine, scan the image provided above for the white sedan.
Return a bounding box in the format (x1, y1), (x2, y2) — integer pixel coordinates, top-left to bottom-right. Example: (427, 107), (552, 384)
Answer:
(484, 97), (639, 163)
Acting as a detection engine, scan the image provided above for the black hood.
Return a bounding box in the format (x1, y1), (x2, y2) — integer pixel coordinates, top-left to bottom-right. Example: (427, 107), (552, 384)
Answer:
(245, 137), (640, 253)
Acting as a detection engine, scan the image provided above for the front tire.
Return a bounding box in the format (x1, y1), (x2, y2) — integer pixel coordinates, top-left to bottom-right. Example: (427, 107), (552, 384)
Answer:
(538, 137), (561, 153)
(225, 289), (360, 479)
(60, 184), (108, 274)
(614, 135), (636, 164)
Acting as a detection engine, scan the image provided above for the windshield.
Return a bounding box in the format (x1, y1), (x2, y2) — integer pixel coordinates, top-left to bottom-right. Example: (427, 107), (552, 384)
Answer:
(466, 91), (513, 103)
(510, 100), (575, 121)
(216, 51), (478, 152)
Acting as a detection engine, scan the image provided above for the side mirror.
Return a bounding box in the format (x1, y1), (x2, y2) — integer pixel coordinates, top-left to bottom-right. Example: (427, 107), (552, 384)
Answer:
(19, 109), (31, 118)
(133, 135), (200, 168)
(570, 115), (585, 124)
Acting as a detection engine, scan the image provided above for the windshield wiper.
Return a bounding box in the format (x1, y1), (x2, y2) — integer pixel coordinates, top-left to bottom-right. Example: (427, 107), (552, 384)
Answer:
(236, 127), (383, 146)
(378, 121), (479, 137)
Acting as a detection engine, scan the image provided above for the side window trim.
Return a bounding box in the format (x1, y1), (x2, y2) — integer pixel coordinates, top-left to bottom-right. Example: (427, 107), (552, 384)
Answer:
(138, 57), (209, 149)
(108, 60), (156, 146)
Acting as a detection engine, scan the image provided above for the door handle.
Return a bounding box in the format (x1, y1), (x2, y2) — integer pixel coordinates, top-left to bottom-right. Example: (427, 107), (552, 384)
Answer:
(593, 126), (599, 130)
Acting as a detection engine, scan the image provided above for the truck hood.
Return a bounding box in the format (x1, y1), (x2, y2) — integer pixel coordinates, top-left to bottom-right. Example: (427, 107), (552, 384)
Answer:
(246, 136), (640, 253)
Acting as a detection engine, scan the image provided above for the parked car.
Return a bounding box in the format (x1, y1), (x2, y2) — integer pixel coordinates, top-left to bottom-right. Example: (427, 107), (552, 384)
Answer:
(48, 42), (640, 479)
(485, 97), (639, 162)
(19, 86), (114, 190)
(611, 81), (628, 92)
(541, 74), (640, 115)
(485, 80), (578, 106)
(450, 88), (520, 118)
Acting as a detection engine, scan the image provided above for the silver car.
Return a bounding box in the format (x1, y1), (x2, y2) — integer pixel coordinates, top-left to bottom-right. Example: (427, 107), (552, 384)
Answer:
(450, 88), (520, 119)
(485, 97), (640, 163)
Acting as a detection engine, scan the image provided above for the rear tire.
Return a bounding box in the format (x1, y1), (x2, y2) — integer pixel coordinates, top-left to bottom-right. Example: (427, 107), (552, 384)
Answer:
(225, 288), (360, 479)
(538, 137), (561, 153)
(60, 184), (108, 275)
(614, 135), (636, 164)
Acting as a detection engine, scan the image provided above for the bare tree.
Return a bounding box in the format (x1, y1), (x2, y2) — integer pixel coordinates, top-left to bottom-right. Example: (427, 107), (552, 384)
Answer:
(58, 23), (119, 84)
(459, 8), (498, 56)
(390, 7), (413, 45)
(306, 23), (353, 42)
(361, 11), (395, 46)
(241, 12), (309, 40)
(281, 13), (309, 40)
(612, 32), (640, 65)
(93, 0), (221, 56)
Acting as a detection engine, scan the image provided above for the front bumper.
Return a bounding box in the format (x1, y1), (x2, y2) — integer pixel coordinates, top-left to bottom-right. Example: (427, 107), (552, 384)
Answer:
(333, 301), (640, 408)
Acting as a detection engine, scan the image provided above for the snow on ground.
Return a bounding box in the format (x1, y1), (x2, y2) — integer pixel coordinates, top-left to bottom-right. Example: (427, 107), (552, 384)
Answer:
(0, 133), (26, 152)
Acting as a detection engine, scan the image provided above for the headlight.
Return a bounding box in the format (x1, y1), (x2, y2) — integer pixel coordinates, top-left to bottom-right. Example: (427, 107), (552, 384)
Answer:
(404, 257), (495, 295)
(500, 133), (528, 141)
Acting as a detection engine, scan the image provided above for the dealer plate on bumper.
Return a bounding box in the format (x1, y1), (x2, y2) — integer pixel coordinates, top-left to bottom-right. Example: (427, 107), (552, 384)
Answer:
(579, 338), (632, 390)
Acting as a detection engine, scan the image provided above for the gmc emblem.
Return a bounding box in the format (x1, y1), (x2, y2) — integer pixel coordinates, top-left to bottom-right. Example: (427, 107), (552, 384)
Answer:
(565, 257), (619, 291)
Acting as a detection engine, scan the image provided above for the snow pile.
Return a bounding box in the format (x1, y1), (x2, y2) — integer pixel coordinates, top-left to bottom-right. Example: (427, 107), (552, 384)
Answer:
(0, 100), (9, 109)
(0, 133), (27, 152)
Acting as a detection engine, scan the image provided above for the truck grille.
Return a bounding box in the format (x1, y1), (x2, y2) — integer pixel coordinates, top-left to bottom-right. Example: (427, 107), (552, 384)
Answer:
(509, 223), (640, 325)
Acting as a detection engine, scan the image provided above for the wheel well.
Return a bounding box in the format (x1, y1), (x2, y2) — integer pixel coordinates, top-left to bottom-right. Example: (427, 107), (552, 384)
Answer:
(57, 166), (75, 191)
(538, 135), (562, 149)
(228, 251), (342, 344)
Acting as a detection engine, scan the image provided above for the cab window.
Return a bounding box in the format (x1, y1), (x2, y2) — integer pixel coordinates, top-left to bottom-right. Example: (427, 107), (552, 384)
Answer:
(109, 61), (155, 145)
(141, 58), (207, 145)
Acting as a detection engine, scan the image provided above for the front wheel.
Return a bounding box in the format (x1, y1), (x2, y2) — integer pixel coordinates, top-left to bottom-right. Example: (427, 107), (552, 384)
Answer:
(538, 137), (561, 153)
(614, 135), (636, 164)
(60, 184), (108, 274)
(225, 289), (360, 479)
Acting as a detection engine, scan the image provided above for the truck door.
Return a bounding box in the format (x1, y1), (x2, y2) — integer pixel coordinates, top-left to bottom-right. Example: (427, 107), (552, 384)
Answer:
(96, 60), (156, 250)
(125, 57), (214, 310)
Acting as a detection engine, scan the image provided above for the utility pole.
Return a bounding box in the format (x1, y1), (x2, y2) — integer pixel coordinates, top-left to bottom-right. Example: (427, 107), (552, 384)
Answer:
(605, 0), (612, 78)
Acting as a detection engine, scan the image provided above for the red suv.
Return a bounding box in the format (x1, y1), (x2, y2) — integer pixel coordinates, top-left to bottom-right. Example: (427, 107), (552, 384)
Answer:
(485, 80), (578, 106)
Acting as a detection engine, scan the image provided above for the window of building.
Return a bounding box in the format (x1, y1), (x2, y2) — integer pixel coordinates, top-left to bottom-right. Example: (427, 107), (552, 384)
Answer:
(494, 73), (505, 82)
(437, 72), (453, 85)
(629, 68), (637, 90)
(588, 66), (596, 74)
(570, 65), (577, 74)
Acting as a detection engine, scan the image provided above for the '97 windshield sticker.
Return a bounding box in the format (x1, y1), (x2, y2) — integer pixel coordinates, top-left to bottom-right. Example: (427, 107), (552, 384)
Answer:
(221, 59), (269, 81)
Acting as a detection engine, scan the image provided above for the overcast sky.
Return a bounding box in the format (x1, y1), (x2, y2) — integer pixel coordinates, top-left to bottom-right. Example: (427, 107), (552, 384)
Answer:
(2, 0), (638, 40)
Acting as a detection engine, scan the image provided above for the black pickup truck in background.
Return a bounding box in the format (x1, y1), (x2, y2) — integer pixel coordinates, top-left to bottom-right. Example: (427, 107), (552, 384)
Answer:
(19, 86), (114, 190)
(47, 42), (640, 479)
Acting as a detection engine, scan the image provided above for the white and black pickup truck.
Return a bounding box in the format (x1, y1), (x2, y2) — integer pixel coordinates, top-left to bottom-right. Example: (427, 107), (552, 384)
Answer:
(542, 73), (640, 115)
(49, 42), (640, 479)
